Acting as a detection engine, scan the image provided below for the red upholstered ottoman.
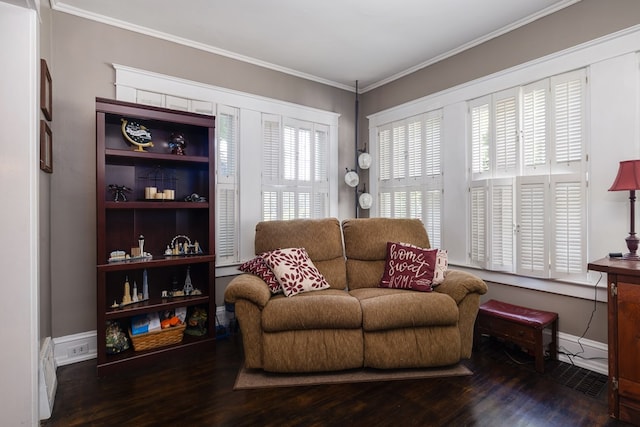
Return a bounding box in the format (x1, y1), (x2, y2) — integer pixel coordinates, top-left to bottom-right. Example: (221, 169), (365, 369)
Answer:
(475, 299), (558, 373)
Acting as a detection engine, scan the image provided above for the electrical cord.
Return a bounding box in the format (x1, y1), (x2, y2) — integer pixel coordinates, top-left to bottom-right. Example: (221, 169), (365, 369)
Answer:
(559, 272), (608, 365)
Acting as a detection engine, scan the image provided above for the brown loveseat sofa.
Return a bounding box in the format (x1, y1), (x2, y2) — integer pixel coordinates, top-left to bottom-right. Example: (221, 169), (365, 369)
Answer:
(224, 217), (488, 373)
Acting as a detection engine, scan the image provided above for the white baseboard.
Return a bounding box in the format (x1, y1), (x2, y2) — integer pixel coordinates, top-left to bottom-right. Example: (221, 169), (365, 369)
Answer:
(49, 320), (609, 377)
(53, 330), (98, 366)
(39, 337), (57, 420)
(556, 331), (608, 375)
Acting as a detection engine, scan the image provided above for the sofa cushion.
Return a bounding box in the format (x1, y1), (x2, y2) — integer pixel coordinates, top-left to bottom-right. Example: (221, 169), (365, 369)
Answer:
(263, 247), (330, 297)
(262, 289), (362, 331)
(238, 255), (282, 294)
(380, 242), (447, 291)
(255, 218), (347, 289)
(353, 289), (458, 331)
(342, 218), (431, 289)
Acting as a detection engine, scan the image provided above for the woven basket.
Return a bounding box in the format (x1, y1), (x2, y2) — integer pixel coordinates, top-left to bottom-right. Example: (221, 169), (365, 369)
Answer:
(129, 323), (186, 351)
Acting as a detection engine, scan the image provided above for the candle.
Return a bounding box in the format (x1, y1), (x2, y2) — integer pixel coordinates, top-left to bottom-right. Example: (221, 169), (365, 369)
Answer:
(145, 187), (157, 199)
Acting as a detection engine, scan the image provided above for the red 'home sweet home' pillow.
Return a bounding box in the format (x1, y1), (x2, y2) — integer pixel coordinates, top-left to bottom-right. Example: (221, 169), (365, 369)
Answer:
(379, 242), (448, 292)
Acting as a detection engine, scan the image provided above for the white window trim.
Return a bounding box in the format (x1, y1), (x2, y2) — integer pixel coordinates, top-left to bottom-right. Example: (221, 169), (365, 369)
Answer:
(113, 64), (340, 276)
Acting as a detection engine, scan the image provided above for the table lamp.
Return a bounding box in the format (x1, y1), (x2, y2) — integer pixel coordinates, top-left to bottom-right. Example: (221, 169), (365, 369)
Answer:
(609, 159), (640, 260)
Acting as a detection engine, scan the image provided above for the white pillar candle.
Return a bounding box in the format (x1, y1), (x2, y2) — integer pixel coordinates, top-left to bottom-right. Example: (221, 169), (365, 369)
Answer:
(145, 187), (157, 199)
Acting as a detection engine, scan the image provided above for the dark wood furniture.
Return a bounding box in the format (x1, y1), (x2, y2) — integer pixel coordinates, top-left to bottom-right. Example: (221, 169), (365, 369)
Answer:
(475, 299), (558, 373)
(588, 257), (640, 424)
(95, 98), (215, 376)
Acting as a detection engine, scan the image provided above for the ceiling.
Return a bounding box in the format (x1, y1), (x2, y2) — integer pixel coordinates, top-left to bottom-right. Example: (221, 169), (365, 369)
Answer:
(50, 0), (580, 92)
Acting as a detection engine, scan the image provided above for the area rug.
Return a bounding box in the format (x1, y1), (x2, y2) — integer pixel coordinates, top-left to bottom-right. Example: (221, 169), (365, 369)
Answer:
(234, 364), (472, 390)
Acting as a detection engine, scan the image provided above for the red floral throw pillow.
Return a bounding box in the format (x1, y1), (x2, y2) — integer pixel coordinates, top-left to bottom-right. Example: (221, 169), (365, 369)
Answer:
(262, 248), (330, 297)
(379, 242), (448, 292)
(238, 256), (282, 294)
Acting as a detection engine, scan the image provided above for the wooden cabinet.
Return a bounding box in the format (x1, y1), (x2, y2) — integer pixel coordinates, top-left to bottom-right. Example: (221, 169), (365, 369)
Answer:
(588, 258), (640, 424)
(95, 98), (216, 376)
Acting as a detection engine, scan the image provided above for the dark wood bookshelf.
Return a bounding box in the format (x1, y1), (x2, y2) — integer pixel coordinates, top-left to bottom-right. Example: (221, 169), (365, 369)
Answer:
(95, 97), (216, 376)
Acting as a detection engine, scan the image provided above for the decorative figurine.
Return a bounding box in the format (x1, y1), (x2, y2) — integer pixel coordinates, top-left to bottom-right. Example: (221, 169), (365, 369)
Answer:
(184, 307), (208, 336)
(169, 132), (187, 155)
(108, 184), (132, 202)
(105, 321), (130, 354)
(185, 193), (207, 203)
(142, 269), (149, 300)
(183, 266), (194, 295)
(122, 276), (132, 305)
(121, 118), (154, 152)
(132, 281), (139, 303)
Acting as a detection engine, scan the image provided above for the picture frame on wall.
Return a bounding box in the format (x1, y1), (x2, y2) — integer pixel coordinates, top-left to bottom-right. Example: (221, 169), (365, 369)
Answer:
(40, 58), (52, 121)
(40, 120), (52, 173)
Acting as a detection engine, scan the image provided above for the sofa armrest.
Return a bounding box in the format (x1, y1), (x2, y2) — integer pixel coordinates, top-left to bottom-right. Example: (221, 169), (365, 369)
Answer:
(434, 269), (488, 304)
(224, 273), (272, 309)
(435, 269), (488, 358)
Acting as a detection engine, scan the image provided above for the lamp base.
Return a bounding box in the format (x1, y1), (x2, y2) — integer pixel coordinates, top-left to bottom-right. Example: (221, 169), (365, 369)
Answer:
(625, 233), (640, 260)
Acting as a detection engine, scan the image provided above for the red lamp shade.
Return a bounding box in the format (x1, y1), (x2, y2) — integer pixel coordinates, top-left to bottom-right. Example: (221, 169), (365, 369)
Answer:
(609, 160), (640, 260)
(609, 160), (640, 191)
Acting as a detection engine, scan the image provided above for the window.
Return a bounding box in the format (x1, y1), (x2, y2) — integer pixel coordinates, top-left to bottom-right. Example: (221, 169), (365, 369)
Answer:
(469, 69), (587, 279)
(216, 105), (239, 264)
(377, 110), (443, 247)
(262, 115), (329, 221)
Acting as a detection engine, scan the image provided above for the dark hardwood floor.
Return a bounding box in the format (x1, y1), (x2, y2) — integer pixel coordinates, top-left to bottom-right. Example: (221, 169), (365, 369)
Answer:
(42, 333), (631, 427)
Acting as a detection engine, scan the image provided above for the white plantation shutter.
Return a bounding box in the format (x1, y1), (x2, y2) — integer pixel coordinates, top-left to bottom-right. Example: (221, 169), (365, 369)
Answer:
(262, 191), (278, 221)
(282, 192), (295, 220)
(283, 125), (297, 181)
(409, 190), (422, 219)
(379, 127), (391, 181)
(298, 191), (311, 219)
(424, 189), (442, 248)
(408, 119), (422, 178)
(551, 69), (585, 173)
(216, 188), (237, 261)
(551, 174), (585, 277)
(494, 89), (519, 176)
(217, 106), (238, 180)
(522, 80), (548, 174)
(394, 191), (407, 217)
(490, 179), (514, 271)
(297, 127), (311, 182)
(313, 125), (329, 218)
(392, 123), (406, 179)
(313, 192), (327, 218)
(314, 126), (328, 182)
(262, 115), (328, 221)
(425, 112), (442, 177)
(516, 176), (549, 278)
(379, 192), (391, 217)
(376, 111), (443, 248)
(216, 105), (239, 263)
(470, 181), (488, 268)
(470, 97), (491, 179)
(262, 114), (281, 184)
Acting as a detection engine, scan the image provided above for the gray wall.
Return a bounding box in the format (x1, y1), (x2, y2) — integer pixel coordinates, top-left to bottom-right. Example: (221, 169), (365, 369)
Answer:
(47, 0), (640, 343)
